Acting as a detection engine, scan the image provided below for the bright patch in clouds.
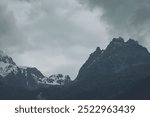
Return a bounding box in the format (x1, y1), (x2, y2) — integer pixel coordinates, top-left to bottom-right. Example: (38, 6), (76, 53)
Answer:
(0, 0), (109, 78)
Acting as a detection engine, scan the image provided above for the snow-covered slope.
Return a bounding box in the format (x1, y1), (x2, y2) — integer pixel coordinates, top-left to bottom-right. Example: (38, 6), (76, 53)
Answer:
(0, 61), (18, 77)
(0, 50), (71, 88)
(0, 50), (18, 77)
(0, 50), (16, 65)
(39, 74), (71, 85)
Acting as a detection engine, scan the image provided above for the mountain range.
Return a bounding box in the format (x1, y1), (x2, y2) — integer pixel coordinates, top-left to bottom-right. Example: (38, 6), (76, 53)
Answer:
(0, 37), (150, 99)
(0, 50), (71, 89)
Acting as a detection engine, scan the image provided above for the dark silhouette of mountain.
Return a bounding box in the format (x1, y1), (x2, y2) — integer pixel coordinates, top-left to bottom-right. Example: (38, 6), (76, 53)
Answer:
(0, 37), (150, 100)
(68, 37), (150, 99)
(76, 37), (150, 81)
(118, 75), (150, 100)
(38, 37), (150, 100)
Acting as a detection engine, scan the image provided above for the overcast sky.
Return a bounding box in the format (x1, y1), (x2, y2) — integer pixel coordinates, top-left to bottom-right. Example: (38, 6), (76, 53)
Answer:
(0, 0), (150, 78)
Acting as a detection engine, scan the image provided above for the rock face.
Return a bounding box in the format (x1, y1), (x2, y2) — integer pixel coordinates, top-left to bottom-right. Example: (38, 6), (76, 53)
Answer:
(39, 74), (71, 86)
(67, 37), (150, 99)
(0, 51), (71, 89)
(0, 50), (16, 65)
(0, 51), (45, 89)
(76, 37), (150, 81)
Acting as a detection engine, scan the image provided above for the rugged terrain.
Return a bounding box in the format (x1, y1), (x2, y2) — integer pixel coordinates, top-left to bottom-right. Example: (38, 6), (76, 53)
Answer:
(1, 37), (150, 99)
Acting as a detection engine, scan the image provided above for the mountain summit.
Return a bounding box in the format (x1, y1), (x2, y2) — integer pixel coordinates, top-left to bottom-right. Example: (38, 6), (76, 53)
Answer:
(1, 37), (150, 100)
(0, 50), (71, 89)
(76, 37), (150, 81)
(67, 37), (150, 99)
(0, 50), (16, 65)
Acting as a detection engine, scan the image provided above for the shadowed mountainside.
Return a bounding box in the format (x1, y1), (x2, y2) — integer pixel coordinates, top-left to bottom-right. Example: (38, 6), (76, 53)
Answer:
(1, 37), (150, 100)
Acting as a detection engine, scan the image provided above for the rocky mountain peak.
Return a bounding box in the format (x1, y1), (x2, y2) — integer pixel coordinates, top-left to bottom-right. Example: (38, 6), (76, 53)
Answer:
(0, 50), (72, 88)
(110, 37), (125, 46)
(112, 37), (125, 43)
(95, 47), (101, 52)
(76, 37), (150, 81)
(106, 37), (125, 51)
(79, 47), (102, 74)
(0, 50), (16, 65)
(126, 39), (138, 45)
(89, 47), (102, 58)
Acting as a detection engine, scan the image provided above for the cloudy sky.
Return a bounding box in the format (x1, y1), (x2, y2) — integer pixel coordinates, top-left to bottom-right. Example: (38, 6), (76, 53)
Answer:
(0, 0), (150, 78)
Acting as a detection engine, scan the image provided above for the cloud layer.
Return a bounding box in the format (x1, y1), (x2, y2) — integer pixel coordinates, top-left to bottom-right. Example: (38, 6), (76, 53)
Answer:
(80, 0), (150, 47)
(0, 0), (109, 78)
(1, 0), (150, 78)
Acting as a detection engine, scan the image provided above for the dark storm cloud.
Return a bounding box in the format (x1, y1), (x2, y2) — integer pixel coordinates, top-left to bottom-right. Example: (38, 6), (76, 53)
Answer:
(80, 0), (150, 45)
(0, 5), (17, 47)
(0, 3), (28, 53)
(0, 0), (109, 78)
(2, 0), (150, 78)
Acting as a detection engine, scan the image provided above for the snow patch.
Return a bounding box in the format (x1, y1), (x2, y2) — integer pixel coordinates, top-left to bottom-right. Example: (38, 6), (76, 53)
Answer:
(0, 61), (18, 77)
(38, 74), (71, 86)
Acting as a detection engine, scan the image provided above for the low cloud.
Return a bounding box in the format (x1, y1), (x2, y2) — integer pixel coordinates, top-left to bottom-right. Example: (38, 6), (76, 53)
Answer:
(80, 0), (150, 48)
(0, 4), (27, 52)
(0, 0), (109, 78)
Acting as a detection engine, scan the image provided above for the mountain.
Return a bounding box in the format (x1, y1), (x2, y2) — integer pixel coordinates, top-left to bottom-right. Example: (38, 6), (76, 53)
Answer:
(70, 37), (150, 99)
(76, 37), (150, 81)
(118, 75), (150, 100)
(40, 74), (71, 86)
(0, 51), (44, 89)
(41, 37), (150, 100)
(0, 51), (71, 90)
(1, 37), (150, 100)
